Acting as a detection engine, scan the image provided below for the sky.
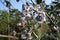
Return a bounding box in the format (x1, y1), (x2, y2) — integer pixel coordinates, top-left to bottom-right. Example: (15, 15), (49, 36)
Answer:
(0, 0), (55, 11)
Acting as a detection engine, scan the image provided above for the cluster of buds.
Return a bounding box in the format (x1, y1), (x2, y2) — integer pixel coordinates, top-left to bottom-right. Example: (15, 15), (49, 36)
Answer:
(17, 3), (46, 40)
(22, 4), (46, 23)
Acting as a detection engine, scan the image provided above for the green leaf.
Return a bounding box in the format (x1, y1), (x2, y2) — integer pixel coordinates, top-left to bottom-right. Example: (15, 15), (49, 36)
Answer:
(36, 0), (42, 4)
(5, 0), (11, 8)
(57, 21), (60, 26)
(26, 2), (29, 6)
(34, 23), (49, 39)
(52, 1), (58, 4)
(16, 0), (20, 2)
